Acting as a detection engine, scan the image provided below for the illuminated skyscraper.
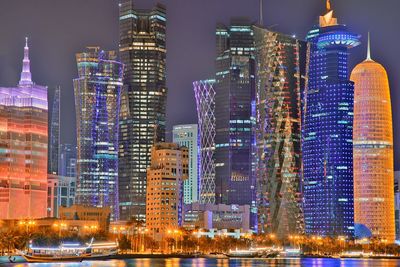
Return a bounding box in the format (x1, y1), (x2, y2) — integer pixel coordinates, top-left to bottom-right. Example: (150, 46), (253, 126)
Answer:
(351, 35), (395, 243)
(48, 86), (60, 175)
(302, 3), (360, 237)
(0, 38), (48, 219)
(194, 80), (216, 204)
(254, 26), (306, 237)
(73, 47), (123, 220)
(173, 124), (199, 204)
(118, 1), (167, 221)
(214, 19), (256, 216)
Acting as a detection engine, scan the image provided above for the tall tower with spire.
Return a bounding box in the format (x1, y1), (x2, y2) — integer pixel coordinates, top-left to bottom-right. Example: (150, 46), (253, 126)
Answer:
(302, 1), (360, 237)
(351, 34), (395, 243)
(0, 38), (48, 219)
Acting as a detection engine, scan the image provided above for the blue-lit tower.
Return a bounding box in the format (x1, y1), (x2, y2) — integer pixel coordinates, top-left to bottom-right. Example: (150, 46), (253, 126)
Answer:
(302, 3), (360, 237)
(73, 47), (123, 220)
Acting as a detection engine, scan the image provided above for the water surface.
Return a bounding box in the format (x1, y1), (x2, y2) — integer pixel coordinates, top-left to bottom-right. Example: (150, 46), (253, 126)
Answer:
(3, 258), (400, 267)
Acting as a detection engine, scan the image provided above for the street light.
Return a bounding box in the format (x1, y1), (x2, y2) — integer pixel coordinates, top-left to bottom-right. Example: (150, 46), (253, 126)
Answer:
(53, 221), (67, 238)
(337, 236), (345, 254)
(381, 238), (388, 255)
(138, 228), (149, 252)
(166, 229), (181, 253)
(269, 233), (276, 239)
(19, 220), (36, 233)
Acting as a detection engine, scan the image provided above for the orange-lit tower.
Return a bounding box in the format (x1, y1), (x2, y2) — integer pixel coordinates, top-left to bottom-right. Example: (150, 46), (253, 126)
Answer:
(351, 34), (395, 243)
(0, 38), (48, 219)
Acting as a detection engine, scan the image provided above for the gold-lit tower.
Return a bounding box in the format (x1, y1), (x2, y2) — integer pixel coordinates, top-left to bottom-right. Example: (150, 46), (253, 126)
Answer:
(351, 34), (395, 243)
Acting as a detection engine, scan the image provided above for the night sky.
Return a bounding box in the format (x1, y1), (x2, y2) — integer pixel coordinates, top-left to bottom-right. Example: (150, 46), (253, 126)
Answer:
(0, 0), (398, 168)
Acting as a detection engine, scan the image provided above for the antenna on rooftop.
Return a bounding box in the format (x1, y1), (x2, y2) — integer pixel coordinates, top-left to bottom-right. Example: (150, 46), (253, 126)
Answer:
(259, 0), (264, 26)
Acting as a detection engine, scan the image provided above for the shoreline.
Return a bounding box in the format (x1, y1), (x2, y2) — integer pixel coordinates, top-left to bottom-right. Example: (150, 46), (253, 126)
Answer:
(3, 254), (400, 264)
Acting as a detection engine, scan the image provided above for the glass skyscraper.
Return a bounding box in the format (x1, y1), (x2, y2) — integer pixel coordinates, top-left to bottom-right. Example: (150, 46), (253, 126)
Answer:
(173, 124), (199, 204)
(194, 80), (216, 204)
(352, 36), (395, 243)
(48, 86), (60, 175)
(59, 143), (77, 178)
(118, 1), (167, 221)
(73, 47), (123, 220)
(302, 6), (360, 236)
(254, 26), (306, 237)
(0, 38), (48, 219)
(214, 19), (256, 212)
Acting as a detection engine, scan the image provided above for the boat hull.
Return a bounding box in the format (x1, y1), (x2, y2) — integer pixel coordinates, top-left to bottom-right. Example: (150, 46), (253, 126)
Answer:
(21, 254), (84, 263)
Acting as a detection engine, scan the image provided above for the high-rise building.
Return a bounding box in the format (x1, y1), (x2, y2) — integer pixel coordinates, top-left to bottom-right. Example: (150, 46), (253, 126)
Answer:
(59, 143), (77, 178)
(118, 1), (167, 221)
(194, 80), (216, 204)
(214, 19), (256, 214)
(351, 35), (395, 243)
(146, 143), (188, 236)
(48, 86), (60, 175)
(0, 38), (48, 219)
(73, 47), (123, 220)
(173, 125), (199, 204)
(302, 3), (360, 237)
(254, 26), (307, 237)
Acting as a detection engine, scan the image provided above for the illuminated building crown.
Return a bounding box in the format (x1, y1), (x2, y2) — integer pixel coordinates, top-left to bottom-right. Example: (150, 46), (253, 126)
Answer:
(19, 37), (33, 87)
(319, 0), (338, 27)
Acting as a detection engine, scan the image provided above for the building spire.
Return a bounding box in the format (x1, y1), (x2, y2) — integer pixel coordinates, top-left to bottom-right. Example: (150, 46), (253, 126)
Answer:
(326, 0), (331, 11)
(320, 0), (337, 27)
(19, 36), (33, 86)
(366, 32), (372, 61)
(259, 0), (264, 26)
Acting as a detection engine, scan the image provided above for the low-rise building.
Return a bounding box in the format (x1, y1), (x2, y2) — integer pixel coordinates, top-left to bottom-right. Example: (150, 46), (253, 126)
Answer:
(47, 174), (76, 218)
(183, 203), (250, 232)
(0, 218), (99, 237)
(59, 204), (110, 231)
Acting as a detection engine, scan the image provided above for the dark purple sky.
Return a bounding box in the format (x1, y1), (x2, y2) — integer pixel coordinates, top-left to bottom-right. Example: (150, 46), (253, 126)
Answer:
(0, 0), (398, 168)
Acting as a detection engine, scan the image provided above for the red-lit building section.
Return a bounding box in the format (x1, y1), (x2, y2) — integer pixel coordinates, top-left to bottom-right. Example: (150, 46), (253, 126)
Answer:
(0, 38), (48, 219)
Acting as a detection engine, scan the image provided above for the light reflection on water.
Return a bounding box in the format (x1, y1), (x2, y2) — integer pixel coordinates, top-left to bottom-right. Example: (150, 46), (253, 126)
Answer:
(4, 258), (400, 267)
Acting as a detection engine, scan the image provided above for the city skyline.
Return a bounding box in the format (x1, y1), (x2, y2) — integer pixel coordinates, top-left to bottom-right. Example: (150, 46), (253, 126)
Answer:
(1, 1), (400, 171)
(1, 0), (400, 261)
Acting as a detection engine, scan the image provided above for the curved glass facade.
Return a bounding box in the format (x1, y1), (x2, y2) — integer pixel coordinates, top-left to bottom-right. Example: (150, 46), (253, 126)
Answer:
(73, 47), (123, 220)
(351, 58), (395, 243)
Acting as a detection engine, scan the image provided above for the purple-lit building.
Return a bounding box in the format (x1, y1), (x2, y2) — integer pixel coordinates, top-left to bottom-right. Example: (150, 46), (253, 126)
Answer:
(194, 80), (216, 205)
(73, 47), (123, 220)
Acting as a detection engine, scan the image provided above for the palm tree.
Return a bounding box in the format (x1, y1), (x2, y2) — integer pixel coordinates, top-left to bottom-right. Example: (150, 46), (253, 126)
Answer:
(126, 217), (145, 252)
(0, 230), (20, 254)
